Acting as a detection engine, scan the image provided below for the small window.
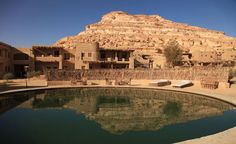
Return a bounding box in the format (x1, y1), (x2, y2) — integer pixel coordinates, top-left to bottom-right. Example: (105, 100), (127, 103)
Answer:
(5, 50), (8, 57)
(46, 66), (51, 69)
(88, 53), (92, 57)
(100, 51), (106, 59)
(64, 53), (70, 60)
(0, 50), (2, 57)
(81, 53), (85, 60)
(54, 67), (58, 69)
(63, 66), (68, 69)
(81, 66), (85, 69)
(122, 52), (127, 59)
(54, 50), (60, 57)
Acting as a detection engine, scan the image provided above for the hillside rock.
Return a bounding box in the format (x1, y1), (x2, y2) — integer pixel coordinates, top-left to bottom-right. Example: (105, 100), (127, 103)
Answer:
(54, 11), (236, 54)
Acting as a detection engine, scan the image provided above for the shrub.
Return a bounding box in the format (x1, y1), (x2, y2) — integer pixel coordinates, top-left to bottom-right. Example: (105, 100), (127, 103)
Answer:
(164, 39), (183, 67)
(3, 73), (14, 82)
(27, 71), (41, 78)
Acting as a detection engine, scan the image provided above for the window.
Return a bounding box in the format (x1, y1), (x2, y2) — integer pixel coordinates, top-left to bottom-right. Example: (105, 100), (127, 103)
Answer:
(4, 50), (8, 57)
(81, 66), (85, 69)
(122, 52), (127, 59)
(100, 51), (106, 59)
(63, 66), (68, 69)
(54, 67), (58, 69)
(0, 50), (2, 57)
(81, 53), (85, 60)
(54, 50), (60, 57)
(13, 53), (29, 60)
(88, 53), (92, 57)
(64, 53), (70, 60)
(46, 66), (51, 69)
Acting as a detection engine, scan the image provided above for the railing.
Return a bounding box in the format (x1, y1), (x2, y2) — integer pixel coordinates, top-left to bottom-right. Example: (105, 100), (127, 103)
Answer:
(35, 56), (61, 62)
(100, 57), (130, 63)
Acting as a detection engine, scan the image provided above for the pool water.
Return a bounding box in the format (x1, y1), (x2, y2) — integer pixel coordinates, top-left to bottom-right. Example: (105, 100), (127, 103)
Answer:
(0, 88), (236, 144)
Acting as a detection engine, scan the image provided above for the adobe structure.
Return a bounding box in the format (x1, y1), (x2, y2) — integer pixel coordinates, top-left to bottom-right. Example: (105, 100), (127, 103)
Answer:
(1, 11), (236, 78)
(0, 42), (134, 78)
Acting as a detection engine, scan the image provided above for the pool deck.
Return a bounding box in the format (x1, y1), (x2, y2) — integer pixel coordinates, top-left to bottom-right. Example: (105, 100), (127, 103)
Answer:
(0, 78), (236, 144)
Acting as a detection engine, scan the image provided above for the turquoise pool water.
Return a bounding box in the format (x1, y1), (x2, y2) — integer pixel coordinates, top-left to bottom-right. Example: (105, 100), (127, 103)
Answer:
(0, 88), (236, 144)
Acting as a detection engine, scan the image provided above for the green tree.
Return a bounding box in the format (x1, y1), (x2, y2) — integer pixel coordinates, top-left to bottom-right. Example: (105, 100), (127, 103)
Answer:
(164, 40), (183, 67)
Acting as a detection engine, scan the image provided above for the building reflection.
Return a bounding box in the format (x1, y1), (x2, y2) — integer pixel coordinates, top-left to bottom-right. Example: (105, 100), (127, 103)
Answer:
(2, 88), (234, 134)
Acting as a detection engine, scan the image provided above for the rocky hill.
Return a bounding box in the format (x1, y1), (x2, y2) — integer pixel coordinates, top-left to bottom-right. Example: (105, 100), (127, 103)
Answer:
(54, 11), (236, 51)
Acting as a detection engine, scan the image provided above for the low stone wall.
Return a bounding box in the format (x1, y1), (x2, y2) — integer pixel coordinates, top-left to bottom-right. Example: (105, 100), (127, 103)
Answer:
(47, 67), (229, 82)
(47, 81), (71, 86)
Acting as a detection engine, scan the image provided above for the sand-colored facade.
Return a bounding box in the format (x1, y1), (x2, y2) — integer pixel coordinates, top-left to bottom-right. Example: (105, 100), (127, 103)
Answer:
(145, 49), (236, 69)
(0, 42), (12, 78)
(12, 48), (35, 77)
(33, 42), (134, 72)
(0, 42), (135, 78)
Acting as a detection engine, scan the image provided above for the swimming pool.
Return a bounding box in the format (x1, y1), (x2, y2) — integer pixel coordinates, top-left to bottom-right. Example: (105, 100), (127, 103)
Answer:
(0, 88), (235, 144)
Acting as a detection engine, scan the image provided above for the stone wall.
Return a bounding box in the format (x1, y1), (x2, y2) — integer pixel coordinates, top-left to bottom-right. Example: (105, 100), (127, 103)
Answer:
(47, 67), (229, 82)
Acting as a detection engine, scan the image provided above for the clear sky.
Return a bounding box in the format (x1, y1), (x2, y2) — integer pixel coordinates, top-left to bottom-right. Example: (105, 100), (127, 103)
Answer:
(0, 0), (236, 47)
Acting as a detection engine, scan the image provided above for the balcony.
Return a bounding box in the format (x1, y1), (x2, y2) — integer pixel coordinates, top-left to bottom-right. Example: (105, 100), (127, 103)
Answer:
(35, 56), (61, 62)
(99, 57), (130, 63)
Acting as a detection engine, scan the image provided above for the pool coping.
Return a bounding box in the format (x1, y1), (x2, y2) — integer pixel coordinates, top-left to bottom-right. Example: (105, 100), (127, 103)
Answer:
(1, 85), (236, 106)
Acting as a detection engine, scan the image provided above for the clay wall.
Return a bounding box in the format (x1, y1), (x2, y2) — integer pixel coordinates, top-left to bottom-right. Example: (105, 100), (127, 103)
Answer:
(0, 43), (12, 78)
(47, 67), (229, 82)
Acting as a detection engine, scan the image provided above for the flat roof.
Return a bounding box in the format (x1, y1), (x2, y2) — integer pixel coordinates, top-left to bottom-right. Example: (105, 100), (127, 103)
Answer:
(84, 60), (129, 64)
(32, 45), (63, 49)
(0, 41), (14, 48)
(99, 47), (135, 51)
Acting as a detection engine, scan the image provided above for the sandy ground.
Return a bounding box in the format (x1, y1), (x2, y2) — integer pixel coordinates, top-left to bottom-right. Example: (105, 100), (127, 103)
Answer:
(177, 126), (236, 144)
(0, 77), (236, 144)
(0, 78), (48, 92)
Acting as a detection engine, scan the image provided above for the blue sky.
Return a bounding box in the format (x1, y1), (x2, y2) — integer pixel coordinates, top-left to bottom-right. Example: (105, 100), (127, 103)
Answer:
(0, 0), (236, 47)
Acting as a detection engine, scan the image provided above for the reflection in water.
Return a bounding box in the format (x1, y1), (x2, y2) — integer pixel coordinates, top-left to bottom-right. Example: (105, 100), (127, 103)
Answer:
(0, 91), (35, 114)
(163, 101), (182, 118)
(1, 88), (234, 134)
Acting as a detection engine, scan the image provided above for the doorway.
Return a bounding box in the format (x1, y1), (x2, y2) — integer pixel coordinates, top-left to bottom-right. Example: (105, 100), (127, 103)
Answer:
(14, 64), (28, 78)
